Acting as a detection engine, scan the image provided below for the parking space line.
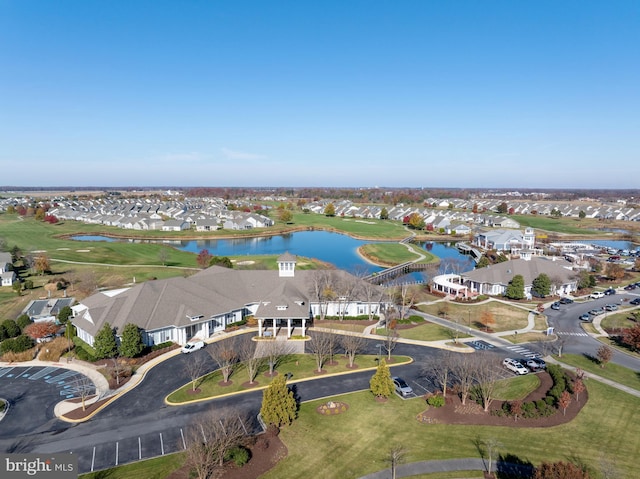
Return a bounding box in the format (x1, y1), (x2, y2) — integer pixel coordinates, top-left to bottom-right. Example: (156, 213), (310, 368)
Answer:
(91, 447), (95, 472)
(115, 441), (119, 466)
(180, 428), (186, 450)
(200, 424), (206, 443)
(18, 367), (34, 378)
(139, 437), (142, 460)
(160, 433), (164, 456)
(29, 366), (58, 380)
(0, 367), (15, 377)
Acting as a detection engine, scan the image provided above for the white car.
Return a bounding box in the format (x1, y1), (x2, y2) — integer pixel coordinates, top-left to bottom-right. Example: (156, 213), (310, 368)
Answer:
(503, 358), (529, 375)
(181, 340), (205, 354)
(392, 377), (414, 397)
(590, 291), (605, 299)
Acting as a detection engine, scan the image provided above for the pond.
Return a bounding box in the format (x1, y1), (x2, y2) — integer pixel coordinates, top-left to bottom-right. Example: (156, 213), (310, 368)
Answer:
(70, 231), (472, 275)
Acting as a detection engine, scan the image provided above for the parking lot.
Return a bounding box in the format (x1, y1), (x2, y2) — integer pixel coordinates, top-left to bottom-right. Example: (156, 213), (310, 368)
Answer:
(0, 365), (95, 399)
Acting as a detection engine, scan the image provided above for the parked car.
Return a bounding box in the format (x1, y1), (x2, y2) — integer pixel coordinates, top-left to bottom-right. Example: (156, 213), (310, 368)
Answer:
(604, 288), (616, 296)
(392, 377), (413, 397)
(559, 297), (574, 304)
(36, 334), (55, 344)
(181, 340), (205, 354)
(589, 308), (604, 316)
(630, 298), (640, 306)
(526, 358), (546, 370)
(550, 302), (561, 310)
(624, 284), (637, 290)
(503, 358), (529, 375)
(579, 314), (592, 322)
(590, 291), (605, 299)
(604, 304), (618, 311)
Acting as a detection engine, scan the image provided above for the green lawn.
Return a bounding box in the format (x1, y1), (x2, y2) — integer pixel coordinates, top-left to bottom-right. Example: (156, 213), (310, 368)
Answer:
(555, 353), (640, 391)
(166, 353), (412, 404)
(416, 300), (531, 333)
(509, 214), (602, 235)
(80, 451), (185, 479)
(359, 242), (431, 266)
(387, 322), (471, 342)
(493, 373), (540, 401)
(262, 379), (640, 479)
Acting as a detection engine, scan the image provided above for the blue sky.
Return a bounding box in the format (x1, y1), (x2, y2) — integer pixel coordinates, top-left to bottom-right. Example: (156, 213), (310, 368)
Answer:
(1, 1), (638, 188)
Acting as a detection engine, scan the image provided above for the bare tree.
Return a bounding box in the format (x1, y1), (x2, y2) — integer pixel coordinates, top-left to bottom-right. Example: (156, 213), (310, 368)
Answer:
(424, 351), (452, 397)
(382, 326), (399, 361)
(70, 375), (96, 411)
(309, 270), (336, 320)
(482, 437), (502, 476)
(75, 269), (99, 296)
(184, 409), (250, 478)
(207, 337), (239, 383)
(597, 345), (613, 368)
(257, 339), (293, 376)
(386, 445), (407, 479)
(397, 284), (420, 320)
(334, 273), (360, 320)
(473, 353), (502, 412)
(184, 352), (208, 392)
(353, 270), (386, 320)
(340, 333), (367, 368)
(237, 335), (264, 385)
(308, 331), (334, 372)
(451, 353), (476, 405)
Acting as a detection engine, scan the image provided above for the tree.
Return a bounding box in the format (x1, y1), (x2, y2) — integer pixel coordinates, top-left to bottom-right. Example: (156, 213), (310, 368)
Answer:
(573, 378), (585, 402)
(621, 324), (640, 352)
(324, 202), (336, 217)
(559, 390), (572, 416)
(1, 319), (20, 338)
(532, 273), (551, 298)
(340, 333), (367, 368)
(119, 323), (144, 358)
(452, 354), (476, 405)
(238, 335), (264, 385)
(597, 345), (612, 368)
(382, 326), (399, 361)
(496, 202), (508, 214)
(308, 332), (334, 373)
(16, 314), (32, 330)
(158, 248), (169, 266)
(184, 409), (250, 478)
(476, 256), (490, 268)
(386, 445), (407, 479)
(23, 322), (58, 341)
(369, 359), (395, 399)
(407, 212), (425, 230)
(534, 461), (592, 479)
(260, 374), (297, 427)
(208, 337), (239, 383)
(12, 281), (22, 296)
(396, 284), (419, 320)
(196, 249), (213, 269)
(278, 209), (293, 223)
(505, 274), (525, 300)
(576, 270), (593, 290)
(380, 207), (389, 220)
(209, 256), (233, 268)
(71, 375), (95, 412)
(480, 310), (495, 332)
(184, 351), (208, 392)
(509, 400), (523, 421)
(473, 353), (501, 412)
(93, 322), (118, 359)
(605, 263), (625, 281)
(578, 210), (586, 219)
(482, 438), (502, 476)
(257, 339), (292, 376)
(34, 254), (51, 275)
(57, 306), (73, 324)
(424, 351), (452, 398)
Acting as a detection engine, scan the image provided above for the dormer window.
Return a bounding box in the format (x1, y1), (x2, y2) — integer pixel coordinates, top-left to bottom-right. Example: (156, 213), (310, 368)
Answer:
(277, 305), (287, 311)
(188, 315), (204, 322)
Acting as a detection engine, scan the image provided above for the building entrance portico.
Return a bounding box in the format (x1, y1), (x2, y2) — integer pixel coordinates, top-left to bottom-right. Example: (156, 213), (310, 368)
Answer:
(257, 317), (309, 338)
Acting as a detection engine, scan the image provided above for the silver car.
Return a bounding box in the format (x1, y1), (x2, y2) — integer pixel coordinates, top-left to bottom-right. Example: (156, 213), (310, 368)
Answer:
(392, 377), (413, 397)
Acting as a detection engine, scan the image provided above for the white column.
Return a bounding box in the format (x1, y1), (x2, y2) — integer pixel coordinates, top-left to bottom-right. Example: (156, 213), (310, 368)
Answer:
(302, 318), (306, 337)
(258, 319), (263, 337)
(287, 319), (292, 338)
(272, 319), (277, 338)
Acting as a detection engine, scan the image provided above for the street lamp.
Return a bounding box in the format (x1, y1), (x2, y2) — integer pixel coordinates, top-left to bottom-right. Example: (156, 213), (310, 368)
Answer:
(376, 344), (383, 362)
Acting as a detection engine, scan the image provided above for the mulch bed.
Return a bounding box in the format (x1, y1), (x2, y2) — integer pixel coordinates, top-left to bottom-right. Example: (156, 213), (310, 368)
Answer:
(166, 434), (288, 479)
(418, 371), (588, 427)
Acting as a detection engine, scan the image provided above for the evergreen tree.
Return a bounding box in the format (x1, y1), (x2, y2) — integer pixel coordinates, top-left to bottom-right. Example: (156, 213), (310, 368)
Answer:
(476, 256), (490, 268)
(94, 322), (118, 359)
(1, 319), (20, 338)
(505, 274), (525, 300)
(16, 314), (32, 331)
(260, 375), (297, 427)
(369, 359), (395, 399)
(119, 323), (145, 358)
(380, 207), (389, 220)
(57, 306), (73, 324)
(531, 273), (551, 298)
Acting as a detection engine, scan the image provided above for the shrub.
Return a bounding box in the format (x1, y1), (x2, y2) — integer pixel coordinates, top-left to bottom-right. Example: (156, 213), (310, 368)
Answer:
(151, 341), (174, 351)
(426, 395), (445, 408)
(521, 402), (537, 418)
(0, 334), (33, 354)
(225, 446), (250, 466)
